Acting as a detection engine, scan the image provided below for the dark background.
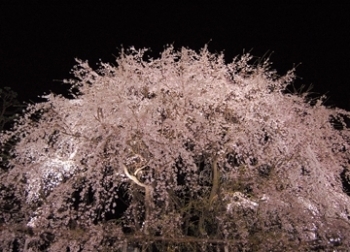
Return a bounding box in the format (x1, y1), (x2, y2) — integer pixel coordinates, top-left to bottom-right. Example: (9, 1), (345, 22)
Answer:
(1, 4), (349, 109)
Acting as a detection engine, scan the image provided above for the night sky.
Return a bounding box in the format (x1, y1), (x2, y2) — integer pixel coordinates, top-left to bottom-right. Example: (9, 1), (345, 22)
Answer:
(1, 4), (349, 109)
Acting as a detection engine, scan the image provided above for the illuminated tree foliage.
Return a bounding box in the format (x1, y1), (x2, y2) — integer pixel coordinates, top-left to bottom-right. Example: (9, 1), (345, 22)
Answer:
(0, 86), (22, 132)
(0, 87), (24, 170)
(1, 46), (350, 251)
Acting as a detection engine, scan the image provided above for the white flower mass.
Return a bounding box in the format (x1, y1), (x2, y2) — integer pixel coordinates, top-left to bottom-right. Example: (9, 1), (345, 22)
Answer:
(1, 45), (350, 251)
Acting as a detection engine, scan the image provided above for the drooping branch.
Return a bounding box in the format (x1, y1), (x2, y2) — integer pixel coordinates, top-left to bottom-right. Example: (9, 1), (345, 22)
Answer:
(209, 157), (219, 205)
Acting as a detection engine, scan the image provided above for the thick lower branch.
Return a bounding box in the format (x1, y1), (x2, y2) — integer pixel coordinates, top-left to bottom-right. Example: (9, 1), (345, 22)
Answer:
(199, 157), (220, 236)
(123, 164), (154, 234)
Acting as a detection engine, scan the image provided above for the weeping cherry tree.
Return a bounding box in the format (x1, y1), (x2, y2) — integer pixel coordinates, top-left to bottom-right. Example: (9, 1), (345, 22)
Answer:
(1, 45), (350, 251)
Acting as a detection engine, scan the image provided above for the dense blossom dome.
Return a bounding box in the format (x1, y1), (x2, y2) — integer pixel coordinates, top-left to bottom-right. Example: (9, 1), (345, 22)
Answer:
(1, 45), (350, 251)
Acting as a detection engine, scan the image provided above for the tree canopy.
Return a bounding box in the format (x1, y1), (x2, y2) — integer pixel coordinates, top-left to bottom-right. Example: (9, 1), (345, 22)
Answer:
(1, 45), (350, 251)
